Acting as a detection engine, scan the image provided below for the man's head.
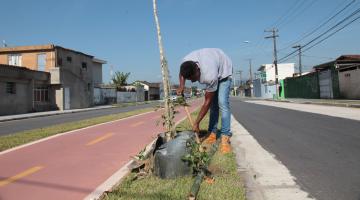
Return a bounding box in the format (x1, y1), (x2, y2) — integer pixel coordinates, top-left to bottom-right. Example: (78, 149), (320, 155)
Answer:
(180, 61), (200, 82)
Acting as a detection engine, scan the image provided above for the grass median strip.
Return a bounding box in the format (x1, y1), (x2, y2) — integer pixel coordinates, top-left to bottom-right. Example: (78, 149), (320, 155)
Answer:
(0, 108), (154, 152)
(103, 109), (245, 200)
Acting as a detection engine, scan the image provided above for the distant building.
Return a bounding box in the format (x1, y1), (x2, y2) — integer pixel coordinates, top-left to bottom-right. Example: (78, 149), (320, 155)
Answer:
(0, 64), (54, 115)
(257, 63), (295, 84)
(253, 63), (295, 98)
(0, 44), (106, 112)
(134, 81), (160, 101)
(313, 55), (360, 99)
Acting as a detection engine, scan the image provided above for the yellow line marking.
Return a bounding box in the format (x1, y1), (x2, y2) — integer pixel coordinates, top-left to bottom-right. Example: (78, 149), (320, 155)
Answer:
(0, 166), (44, 187)
(130, 121), (145, 127)
(86, 133), (113, 146)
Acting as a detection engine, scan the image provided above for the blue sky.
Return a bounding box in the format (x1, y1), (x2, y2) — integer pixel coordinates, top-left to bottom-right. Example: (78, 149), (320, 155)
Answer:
(1, 0), (359, 85)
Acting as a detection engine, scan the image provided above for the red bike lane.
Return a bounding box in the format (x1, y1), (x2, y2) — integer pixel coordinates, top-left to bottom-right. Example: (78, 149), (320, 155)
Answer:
(0, 99), (202, 200)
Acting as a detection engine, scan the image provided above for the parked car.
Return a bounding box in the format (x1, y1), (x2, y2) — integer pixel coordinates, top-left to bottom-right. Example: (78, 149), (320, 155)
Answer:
(170, 95), (177, 101)
(184, 93), (191, 99)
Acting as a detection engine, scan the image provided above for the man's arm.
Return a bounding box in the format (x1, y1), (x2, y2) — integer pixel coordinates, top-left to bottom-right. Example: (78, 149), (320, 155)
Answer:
(193, 91), (215, 132)
(177, 73), (186, 95)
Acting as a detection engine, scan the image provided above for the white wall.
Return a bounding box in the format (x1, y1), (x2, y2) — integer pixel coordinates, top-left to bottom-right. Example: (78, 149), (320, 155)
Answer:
(263, 63), (295, 82)
(94, 87), (145, 104)
(93, 88), (116, 105)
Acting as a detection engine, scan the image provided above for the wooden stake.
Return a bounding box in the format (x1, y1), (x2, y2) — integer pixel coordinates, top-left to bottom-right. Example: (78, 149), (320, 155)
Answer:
(184, 106), (201, 144)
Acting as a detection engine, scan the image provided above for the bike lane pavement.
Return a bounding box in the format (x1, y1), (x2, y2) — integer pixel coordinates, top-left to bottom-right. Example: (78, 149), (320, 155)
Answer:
(0, 99), (202, 200)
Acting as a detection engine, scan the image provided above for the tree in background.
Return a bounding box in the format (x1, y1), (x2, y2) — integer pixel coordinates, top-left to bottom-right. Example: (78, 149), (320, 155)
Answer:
(191, 86), (198, 97)
(153, 0), (175, 141)
(112, 71), (130, 91)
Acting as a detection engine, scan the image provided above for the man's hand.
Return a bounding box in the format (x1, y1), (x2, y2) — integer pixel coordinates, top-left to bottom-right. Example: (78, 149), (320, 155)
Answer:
(176, 87), (184, 96)
(192, 122), (200, 133)
(178, 74), (185, 96)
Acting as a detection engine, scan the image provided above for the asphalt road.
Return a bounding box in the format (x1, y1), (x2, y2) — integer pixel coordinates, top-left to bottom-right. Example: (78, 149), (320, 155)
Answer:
(230, 98), (360, 200)
(0, 102), (160, 136)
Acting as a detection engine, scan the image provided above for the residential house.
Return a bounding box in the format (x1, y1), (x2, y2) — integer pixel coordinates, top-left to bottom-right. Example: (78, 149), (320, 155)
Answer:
(0, 44), (106, 111)
(253, 63), (295, 98)
(134, 81), (160, 101)
(314, 55), (360, 99)
(0, 64), (55, 115)
(282, 55), (360, 99)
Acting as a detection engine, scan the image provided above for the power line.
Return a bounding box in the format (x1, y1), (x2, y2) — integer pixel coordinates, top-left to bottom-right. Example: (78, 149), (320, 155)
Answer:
(277, 0), (319, 29)
(279, 7), (360, 62)
(269, 0), (303, 28)
(278, 0), (356, 52)
(302, 54), (335, 60)
(292, 45), (303, 75)
(302, 15), (360, 53)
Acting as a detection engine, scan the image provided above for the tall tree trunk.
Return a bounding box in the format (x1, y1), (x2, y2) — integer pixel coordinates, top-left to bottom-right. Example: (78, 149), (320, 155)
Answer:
(153, 0), (175, 141)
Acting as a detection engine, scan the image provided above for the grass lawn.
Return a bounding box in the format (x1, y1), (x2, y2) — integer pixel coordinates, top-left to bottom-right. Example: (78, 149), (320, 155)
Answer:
(103, 110), (245, 200)
(0, 107), (154, 152)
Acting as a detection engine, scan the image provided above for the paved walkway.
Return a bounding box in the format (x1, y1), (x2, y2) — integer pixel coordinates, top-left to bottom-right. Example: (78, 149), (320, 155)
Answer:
(0, 100), (202, 200)
(239, 97), (360, 108)
(246, 100), (360, 121)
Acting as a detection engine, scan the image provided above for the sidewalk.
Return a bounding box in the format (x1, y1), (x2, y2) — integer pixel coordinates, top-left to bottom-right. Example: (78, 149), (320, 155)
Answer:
(238, 97), (360, 108)
(0, 105), (115, 122)
(0, 99), (202, 200)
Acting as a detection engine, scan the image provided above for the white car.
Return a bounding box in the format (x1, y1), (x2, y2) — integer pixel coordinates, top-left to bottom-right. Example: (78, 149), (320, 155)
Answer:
(170, 95), (177, 101)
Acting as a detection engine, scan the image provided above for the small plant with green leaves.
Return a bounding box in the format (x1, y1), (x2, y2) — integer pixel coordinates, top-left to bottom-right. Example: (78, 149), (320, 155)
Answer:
(182, 139), (210, 175)
(174, 96), (188, 106)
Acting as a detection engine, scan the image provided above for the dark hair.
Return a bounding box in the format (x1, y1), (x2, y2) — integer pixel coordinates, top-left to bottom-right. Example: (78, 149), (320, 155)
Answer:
(180, 61), (197, 79)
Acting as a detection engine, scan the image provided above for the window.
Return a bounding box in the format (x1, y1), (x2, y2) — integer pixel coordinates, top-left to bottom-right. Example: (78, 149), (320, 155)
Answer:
(82, 62), (87, 70)
(33, 87), (49, 102)
(6, 82), (16, 94)
(260, 72), (266, 83)
(66, 56), (72, 63)
(8, 54), (22, 66)
(87, 83), (91, 91)
(37, 53), (46, 71)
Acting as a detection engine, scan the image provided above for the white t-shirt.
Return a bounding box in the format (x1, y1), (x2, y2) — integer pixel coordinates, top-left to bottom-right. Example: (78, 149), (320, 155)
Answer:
(183, 48), (233, 92)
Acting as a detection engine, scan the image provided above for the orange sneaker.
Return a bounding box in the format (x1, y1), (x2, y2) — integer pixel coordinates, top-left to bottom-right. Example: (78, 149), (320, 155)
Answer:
(220, 135), (232, 154)
(202, 132), (217, 145)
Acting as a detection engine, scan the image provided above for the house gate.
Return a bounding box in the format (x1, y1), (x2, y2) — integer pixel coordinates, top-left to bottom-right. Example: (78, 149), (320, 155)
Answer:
(319, 70), (333, 99)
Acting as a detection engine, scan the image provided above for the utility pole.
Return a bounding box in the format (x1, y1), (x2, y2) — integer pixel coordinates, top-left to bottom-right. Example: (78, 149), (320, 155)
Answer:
(234, 70), (242, 97)
(292, 45), (302, 75)
(237, 70), (243, 86)
(265, 28), (279, 97)
(109, 65), (114, 84)
(248, 59), (253, 82)
(233, 70), (237, 96)
(248, 59), (253, 97)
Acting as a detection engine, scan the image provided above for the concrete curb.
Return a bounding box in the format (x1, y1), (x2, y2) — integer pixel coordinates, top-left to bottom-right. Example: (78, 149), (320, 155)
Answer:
(231, 115), (315, 200)
(263, 99), (360, 109)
